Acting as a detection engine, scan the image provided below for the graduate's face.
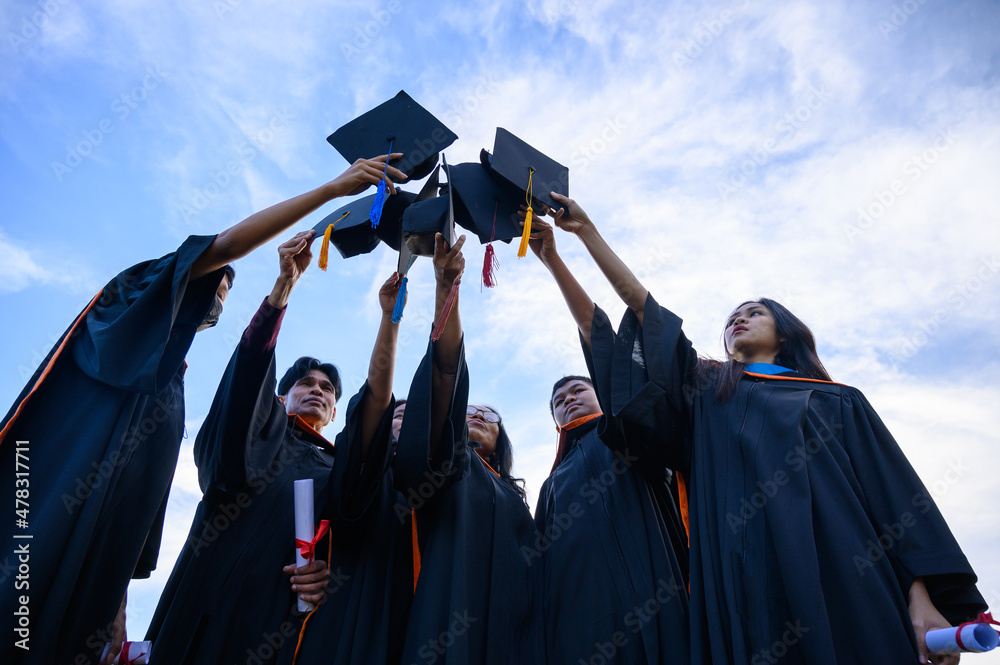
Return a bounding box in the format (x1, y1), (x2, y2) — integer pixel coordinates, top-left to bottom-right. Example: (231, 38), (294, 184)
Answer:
(466, 405), (500, 460)
(391, 402), (406, 443)
(724, 302), (783, 364)
(279, 369), (338, 431)
(551, 380), (600, 427)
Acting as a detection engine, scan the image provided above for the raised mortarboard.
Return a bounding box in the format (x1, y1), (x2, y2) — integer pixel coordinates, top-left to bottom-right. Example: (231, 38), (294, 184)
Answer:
(311, 191), (416, 267)
(327, 91), (458, 229)
(481, 128), (569, 258)
(401, 161), (457, 258)
(397, 157), (460, 337)
(447, 161), (524, 288)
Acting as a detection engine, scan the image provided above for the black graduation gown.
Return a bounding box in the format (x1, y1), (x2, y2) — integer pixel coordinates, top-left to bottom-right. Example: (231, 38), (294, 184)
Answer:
(532, 304), (690, 665)
(605, 293), (987, 664)
(0, 236), (223, 665)
(394, 338), (544, 665)
(277, 391), (413, 665)
(145, 302), (342, 665)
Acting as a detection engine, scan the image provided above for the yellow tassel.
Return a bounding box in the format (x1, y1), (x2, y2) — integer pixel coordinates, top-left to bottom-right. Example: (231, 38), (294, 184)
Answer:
(317, 212), (349, 271)
(318, 224), (334, 271)
(518, 168), (535, 259)
(517, 206), (532, 258)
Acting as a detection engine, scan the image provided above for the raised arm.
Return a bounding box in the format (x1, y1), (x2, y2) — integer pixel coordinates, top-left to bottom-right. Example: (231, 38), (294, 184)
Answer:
(358, 272), (403, 457)
(194, 231), (314, 492)
(547, 192), (648, 326)
(524, 216), (597, 349)
(429, 232), (465, 454)
(189, 154), (406, 280)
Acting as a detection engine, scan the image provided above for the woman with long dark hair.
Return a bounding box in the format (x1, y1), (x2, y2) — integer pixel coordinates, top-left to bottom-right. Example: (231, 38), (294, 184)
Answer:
(535, 193), (986, 665)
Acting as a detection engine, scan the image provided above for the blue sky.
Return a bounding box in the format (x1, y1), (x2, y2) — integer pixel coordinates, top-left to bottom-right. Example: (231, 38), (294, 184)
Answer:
(2, 0), (999, 648)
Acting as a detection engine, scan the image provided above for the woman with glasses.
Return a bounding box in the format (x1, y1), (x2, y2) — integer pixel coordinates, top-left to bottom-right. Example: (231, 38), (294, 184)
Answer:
(393, 233), (542, 665)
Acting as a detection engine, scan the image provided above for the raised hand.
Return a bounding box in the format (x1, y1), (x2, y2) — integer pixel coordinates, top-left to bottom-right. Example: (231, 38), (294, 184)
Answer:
(433, 232), (466, 291)
(268, 229), (315, 309)
(330, 153), (408, 197)
(379, 272), (403, 317)
(547, 192), (595, 235)
(518, 211), (559, 265)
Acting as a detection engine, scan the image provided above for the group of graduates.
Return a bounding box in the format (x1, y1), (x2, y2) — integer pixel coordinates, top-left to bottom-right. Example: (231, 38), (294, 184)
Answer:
(0, 152), (989, 665)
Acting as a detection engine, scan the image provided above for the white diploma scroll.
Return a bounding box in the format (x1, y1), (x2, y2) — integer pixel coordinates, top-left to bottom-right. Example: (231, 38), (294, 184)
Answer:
(100, 641), (151, 664)
(926, 624), (999, 654)
(293, 478), (316, 613)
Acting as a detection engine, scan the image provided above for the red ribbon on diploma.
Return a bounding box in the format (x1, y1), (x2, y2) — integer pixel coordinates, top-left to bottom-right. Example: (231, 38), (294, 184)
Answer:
(295, 520), (329, 563)
(954, 612), (1000, 651)
(116, 642), (148, 665)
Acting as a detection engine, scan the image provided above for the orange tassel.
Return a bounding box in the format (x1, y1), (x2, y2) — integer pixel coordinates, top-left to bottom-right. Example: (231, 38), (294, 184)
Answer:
(317, 212), (349, 271)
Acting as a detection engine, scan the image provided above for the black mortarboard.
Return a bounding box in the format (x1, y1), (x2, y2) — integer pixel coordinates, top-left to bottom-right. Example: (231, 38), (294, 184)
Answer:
(401, 160), (457, 257)
(449, 162), (523, 245)
(482, 128), (568, 211)
(311, 191), (416, 267)
(327, 91), (458, 183)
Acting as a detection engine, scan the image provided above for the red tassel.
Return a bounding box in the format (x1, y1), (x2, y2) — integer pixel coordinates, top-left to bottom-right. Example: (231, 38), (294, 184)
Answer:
(482, 243), (498, 289)
(431, 279), (460, 342)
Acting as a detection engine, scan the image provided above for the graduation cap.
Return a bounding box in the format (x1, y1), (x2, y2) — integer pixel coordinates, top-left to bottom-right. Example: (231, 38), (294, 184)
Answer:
(481, 128), (569, 258)
(401, 161), (457, 258)
(397, 157), (461, 337)
(447, 161), (525, 288)
(311, 191), (416, 268)
(327, 91), (458, 228)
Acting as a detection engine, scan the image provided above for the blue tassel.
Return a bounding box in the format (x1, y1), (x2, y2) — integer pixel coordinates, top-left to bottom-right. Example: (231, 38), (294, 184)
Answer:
(391, 275), (407, 323)
(369, 180), (387, 228)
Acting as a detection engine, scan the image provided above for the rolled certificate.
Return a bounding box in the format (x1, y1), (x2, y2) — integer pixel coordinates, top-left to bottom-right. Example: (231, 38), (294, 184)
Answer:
(926, 623), (999, 654)
(100, 641), (151, 664)
(293, 478), (316, 613)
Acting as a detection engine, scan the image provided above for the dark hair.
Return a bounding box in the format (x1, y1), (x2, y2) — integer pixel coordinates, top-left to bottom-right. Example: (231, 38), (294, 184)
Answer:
(223, 264), (236, 289)
(472, 405), (527, 503)
(702, 298), (831, 401)
(277, 357), (342, 401)
(549, 375), (593, 418)
(393, 398), (406, 409)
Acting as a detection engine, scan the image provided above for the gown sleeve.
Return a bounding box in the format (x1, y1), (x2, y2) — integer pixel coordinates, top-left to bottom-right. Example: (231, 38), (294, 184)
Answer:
(194, 297), (289, 494)
(330, 383), (397, 521)
(584, 294), (698, 473)
(393, 336), (470, 496)
(841, 389), (987, 623)
(73, 235), (225, 394)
